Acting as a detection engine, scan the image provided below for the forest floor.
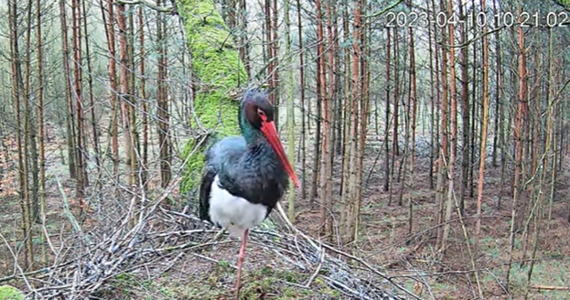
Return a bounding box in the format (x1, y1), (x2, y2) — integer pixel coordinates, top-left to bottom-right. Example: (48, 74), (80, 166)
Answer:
(0, 126), (569, 300)
(292, 136), (570, 299)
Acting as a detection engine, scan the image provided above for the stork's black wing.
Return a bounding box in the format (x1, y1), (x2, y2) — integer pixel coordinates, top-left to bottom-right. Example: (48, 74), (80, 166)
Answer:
(198, 166), (217, 222)
(198, 136), (247, 223)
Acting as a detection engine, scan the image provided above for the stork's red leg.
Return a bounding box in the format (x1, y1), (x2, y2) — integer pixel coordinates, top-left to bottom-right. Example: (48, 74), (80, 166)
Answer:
(235, 228), (249, 299)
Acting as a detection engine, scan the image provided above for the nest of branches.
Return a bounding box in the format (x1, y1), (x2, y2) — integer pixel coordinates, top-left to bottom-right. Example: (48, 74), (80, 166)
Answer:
(3, 183), (420, 300)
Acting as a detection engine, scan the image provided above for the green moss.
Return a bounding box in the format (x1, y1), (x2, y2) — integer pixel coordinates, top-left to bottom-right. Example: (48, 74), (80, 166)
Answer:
(0, 285), (24, 300)
(177, 0), (246, 198)
(556, 0), (570, 8)
(112, 265), (342, 300)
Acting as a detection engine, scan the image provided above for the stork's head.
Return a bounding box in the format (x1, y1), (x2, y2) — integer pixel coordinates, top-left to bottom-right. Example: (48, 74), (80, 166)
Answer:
(241, 90), (299, 188)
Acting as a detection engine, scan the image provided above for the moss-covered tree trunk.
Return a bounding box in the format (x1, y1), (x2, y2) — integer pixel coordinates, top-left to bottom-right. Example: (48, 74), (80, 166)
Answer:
(177, 0), (247, 196)
(555, 0), (570, 8)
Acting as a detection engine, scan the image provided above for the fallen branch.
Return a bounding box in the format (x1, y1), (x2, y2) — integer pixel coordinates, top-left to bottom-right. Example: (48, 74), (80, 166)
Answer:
(530, 285), (570, 291)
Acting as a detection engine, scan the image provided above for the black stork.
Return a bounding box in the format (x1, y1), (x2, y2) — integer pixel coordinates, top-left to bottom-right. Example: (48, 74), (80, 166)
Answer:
(198, 90), (299, 298)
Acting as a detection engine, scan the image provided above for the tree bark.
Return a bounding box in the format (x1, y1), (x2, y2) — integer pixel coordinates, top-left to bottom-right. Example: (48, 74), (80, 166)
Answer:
(475, 0), (490, 237)
(178, 0), (247, 194)
(9, 0), (34, 268)
(507, 4), (528, 287)
(71, 0), (86, 200)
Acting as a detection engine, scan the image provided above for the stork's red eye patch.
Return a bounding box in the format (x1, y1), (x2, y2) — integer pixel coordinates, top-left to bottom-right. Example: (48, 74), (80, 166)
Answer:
(257, 108), (267, 121)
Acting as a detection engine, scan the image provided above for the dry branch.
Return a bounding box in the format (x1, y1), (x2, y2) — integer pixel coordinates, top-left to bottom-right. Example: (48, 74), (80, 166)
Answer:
(5, 196), (418, 300)
(530, 285), (570, 291)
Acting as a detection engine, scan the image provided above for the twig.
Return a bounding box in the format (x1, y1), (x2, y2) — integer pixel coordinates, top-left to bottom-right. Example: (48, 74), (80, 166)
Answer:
(56, 176), (90, 244)
(0, 231), (34, 296)
(530, 285), (570, 291)
(304, 247), (324, 288)
(275, 203), (419, 300)
(366, 0), (404, 18)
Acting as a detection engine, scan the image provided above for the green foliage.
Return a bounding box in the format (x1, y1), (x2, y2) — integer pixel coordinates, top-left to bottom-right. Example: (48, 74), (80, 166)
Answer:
(176, 0), (247, 198)
(0, 285), (24, 300)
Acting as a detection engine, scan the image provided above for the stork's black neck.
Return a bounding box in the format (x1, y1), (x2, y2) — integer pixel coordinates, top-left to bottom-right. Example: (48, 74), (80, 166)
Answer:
(238, 102), (262, 145)
(216, 108), (288, 209)
(237, 105), (283, 175)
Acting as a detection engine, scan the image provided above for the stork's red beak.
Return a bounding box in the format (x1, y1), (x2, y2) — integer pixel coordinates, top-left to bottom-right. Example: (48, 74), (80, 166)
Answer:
(260, 121), (300, 188)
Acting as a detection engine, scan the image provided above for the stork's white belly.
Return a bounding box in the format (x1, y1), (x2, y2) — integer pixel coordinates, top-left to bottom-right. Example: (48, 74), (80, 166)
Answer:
(209, 175), (268, 237)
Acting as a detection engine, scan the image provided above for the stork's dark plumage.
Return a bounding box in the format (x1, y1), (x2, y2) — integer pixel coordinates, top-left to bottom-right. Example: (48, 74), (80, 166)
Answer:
(198, 90), (299, 298)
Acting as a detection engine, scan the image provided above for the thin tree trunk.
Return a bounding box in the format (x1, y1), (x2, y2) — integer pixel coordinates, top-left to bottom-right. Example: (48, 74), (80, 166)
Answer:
(546, 28), (555, 226)
(491, 0), (502, 168)
(442, 0), (457, 253)
(475, 0), (490, 237)
(103, 0), (119, 182)
(355, 0), (368, 240)
(238, 0), (250, 78)
(427, 0), (436, 190)
(347, 0), (361, 243)
(263, 0), (275, 116)
(507, 5), (527, 287)
(82, 0), (99, 192)
(157, 0), (171, 188)
(24, 0), (39, 223)
(271, 0), (279, 125)
(436, 0), (449, 248)
(322, 0), (336, 237)
(284, 0), (296, 223)
(383, 28), (391, 192)
(392, 29), (399, 159)
(61, 0), (77, 180)
(71, 0), (86, 200)
(309, 3), (323, 207)
(458, 1), (469, 214)
(315, 0), (328, 235)
(339, 3), (351, 231)
(296, 0), (306, 200)
(138, 7), (149, 189)
(36, 0), (47, 265)
(407, 0), (417, 233)
(10, 0), (34, 269)
(116, 2), (135, 190)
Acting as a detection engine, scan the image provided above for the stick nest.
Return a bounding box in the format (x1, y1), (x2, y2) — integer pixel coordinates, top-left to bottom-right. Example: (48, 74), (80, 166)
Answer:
(7, 190), (420, 300)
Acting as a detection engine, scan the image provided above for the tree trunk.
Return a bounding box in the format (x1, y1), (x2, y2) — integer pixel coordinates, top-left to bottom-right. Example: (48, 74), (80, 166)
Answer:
(61, 0), (77, 182)
(138, 7), (149, 189)
(71, 0), (86, 200)
(442, 0), (457, 253)
(102, 0), (120, 182)
(9, 0), (34, 268)
(117, 2), (136, 189)
(383, 28), (391, 192)
(458, 1), (470, 214)
(296, 0), (306, 200)
(23, 0), (39, 223)
(435, 0), (449, 248)
(177, 0), (247, 194)
(507, 5), (528, 287)
(36, 0), (47, 265)
(347, 0), (361, 243)
(82, 0), (99, 193)
(238, 0), (250, 78)
(355, 3), (369, 239)
(156, 0), (171, 188)
(321, 0), (336, 238)
(475, 0), (490, 237)
(407, 0), (418, 233)
(284, 0), (296, 223)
